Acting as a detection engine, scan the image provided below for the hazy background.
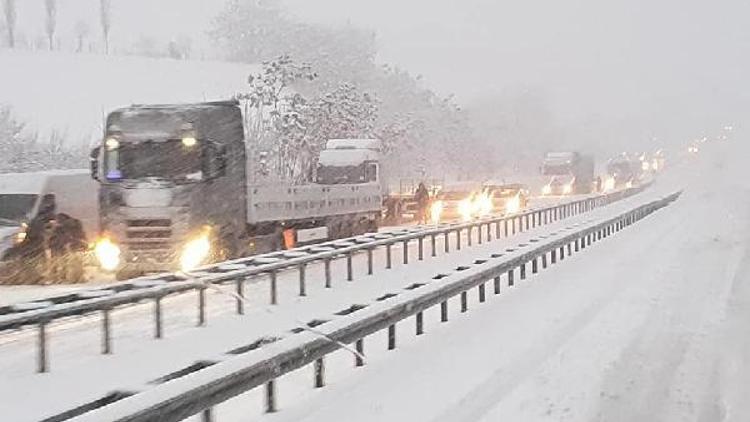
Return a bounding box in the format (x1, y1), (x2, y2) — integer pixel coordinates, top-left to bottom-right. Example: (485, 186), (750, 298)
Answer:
(3, 0), (747, 174)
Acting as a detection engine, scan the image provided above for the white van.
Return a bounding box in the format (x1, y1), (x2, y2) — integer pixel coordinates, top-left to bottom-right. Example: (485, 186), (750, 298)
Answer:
(0, 169), (99, 257)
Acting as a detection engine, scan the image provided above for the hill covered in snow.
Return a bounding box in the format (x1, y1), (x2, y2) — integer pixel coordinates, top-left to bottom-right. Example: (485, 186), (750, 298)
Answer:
(0, 51), (256, 145)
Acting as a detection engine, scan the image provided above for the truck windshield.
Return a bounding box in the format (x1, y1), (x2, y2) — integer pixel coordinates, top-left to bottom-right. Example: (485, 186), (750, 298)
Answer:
(105, 139), (203, 182)
(542, 163), (572, 175)
(0, 194), (37, 223)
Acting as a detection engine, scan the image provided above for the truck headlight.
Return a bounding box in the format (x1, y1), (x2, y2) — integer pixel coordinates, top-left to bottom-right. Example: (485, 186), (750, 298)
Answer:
(542, 185), (552, 195)
(563, 184), (573, 195)
(94, 237), (121, 271)
(180, 229), (211, 272)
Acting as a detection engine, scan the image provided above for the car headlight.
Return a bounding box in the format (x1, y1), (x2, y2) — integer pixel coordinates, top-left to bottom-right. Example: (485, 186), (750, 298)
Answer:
(563, 184), (573, 195)
(430, 200), (444, 224)
(180, 228), (212, 272)
(94, 237), (121, 271)
(505, 195), (521, 214)
(541, 185), (552, 195)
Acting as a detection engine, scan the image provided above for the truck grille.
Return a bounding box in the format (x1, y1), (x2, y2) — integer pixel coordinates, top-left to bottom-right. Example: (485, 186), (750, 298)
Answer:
(125, 219), (172, 255)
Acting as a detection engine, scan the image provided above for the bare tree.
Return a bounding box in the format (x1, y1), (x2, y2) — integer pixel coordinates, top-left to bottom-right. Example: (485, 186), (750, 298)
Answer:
(74, 20), (89, 53)
(44, 0), (56, 50)
(99, 0), (111, 54)
(3, 0), (15, 48)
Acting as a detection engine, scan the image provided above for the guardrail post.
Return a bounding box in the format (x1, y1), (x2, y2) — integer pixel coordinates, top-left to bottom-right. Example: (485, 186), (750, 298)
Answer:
(567, 242), (572, 256)
(298, 264), (307, 296)
(559, 246), (565, 260)
(477, 225), (483, 244)
(479, 283), (486, 303)
(524, 215), (529, 231)
(542, 252), (548, 268)
(486, 223), (492, 241)
(441, 301), (448, 322)
(575, 238), (580, 252)
(461, 291), (468, 312)
(270, 270), (278, 305)
(388, 324), (396, 350)
(467, 226), (473, 246)
(347, 252), (354, 281)
(154, 297), (163, 339)
(38, 321), (48, 373)
(198, 287), (207, 326)
(456, 230), (462, 250)
(366, 249), (373, 275)
(386, 244), (392, 269)
(265, 380), (277, 413)
(551, 249), (557, 264)
(416, 311), (424, 335)
(508, 269), (515, 286)
(504, 219), (509, 237)
(355, 339), (365, 367)
(496, 220), (501, 238)
(236, 279), (245, 315)
(403, 240), (409, 264)
(102, 308), (112, 355)
(324, 259), (332, 288)
(494, 275), (501, 294)
(431, 234), (437, 257)
(532, 257), (538, 274)
(444, 232), (450, 253)
(520, 263), (527, 280)
(418, 236), (424, 260)
(314, 357), (325, 388)
(201, 408), (214, 422)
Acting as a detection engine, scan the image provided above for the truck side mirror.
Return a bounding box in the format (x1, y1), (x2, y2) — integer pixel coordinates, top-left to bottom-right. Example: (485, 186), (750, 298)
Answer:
(205, 142), (227, 179)
(89, 146), (100, 181)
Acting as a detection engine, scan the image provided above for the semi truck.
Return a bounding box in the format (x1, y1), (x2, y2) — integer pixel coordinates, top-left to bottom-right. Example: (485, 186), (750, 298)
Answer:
(540, 152), (595, 195)
(605, 155), (640, 189)
(89, 101), (383, 278)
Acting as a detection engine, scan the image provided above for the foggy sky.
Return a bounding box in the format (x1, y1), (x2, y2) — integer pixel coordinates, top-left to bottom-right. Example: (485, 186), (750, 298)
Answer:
(13, 0), (749, 144)
(282, 0), (749, 141)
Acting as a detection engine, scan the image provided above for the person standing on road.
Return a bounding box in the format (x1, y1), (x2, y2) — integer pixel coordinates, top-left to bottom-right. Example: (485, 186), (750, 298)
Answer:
(48, 213), (88, 283)
(414, 182), (430, 224)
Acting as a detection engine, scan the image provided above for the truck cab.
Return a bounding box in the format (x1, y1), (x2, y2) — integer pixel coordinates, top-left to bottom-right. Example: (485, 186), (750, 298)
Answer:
(315, 139), (381, 186)
(90, 101), (244, 278)
(540, 152), (594, 195)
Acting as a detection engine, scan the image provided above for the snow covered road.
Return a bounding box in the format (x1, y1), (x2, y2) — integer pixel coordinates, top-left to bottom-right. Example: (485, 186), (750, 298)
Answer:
(0, 190), (622, 420)
(258, 141), (749, 422)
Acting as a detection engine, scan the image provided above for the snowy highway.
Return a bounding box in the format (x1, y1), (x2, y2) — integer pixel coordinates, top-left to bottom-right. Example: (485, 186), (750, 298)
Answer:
(250, 141), (749, 422)
(0, 191), (620, 421)
(0, 143), (741, 422)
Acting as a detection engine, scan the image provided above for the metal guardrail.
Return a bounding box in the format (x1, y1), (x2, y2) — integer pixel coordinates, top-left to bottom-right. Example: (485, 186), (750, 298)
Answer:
(0, 185), (648, 374)
(56, 190), (681, 422)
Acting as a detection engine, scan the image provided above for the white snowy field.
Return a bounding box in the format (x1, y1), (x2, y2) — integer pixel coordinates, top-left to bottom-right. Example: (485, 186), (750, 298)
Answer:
(252, 139), (749, 422)
(0, 50), (253, 144)
(0, 190), (644, 421)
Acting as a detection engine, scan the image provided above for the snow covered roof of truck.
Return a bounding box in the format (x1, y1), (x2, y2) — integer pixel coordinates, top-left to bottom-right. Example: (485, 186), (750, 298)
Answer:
(325, 139), (382, 151)
(318, 148), (379, 167)
(107, 100), (243, 143)
(0, 169), (89, 194)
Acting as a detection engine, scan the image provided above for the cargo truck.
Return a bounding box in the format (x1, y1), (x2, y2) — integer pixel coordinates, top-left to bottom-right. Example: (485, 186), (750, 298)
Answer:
(89, 101), (383, 278)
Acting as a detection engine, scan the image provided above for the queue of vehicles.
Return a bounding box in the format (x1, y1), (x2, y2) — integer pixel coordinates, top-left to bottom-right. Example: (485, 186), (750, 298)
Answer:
(0, 100), (665, 283)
